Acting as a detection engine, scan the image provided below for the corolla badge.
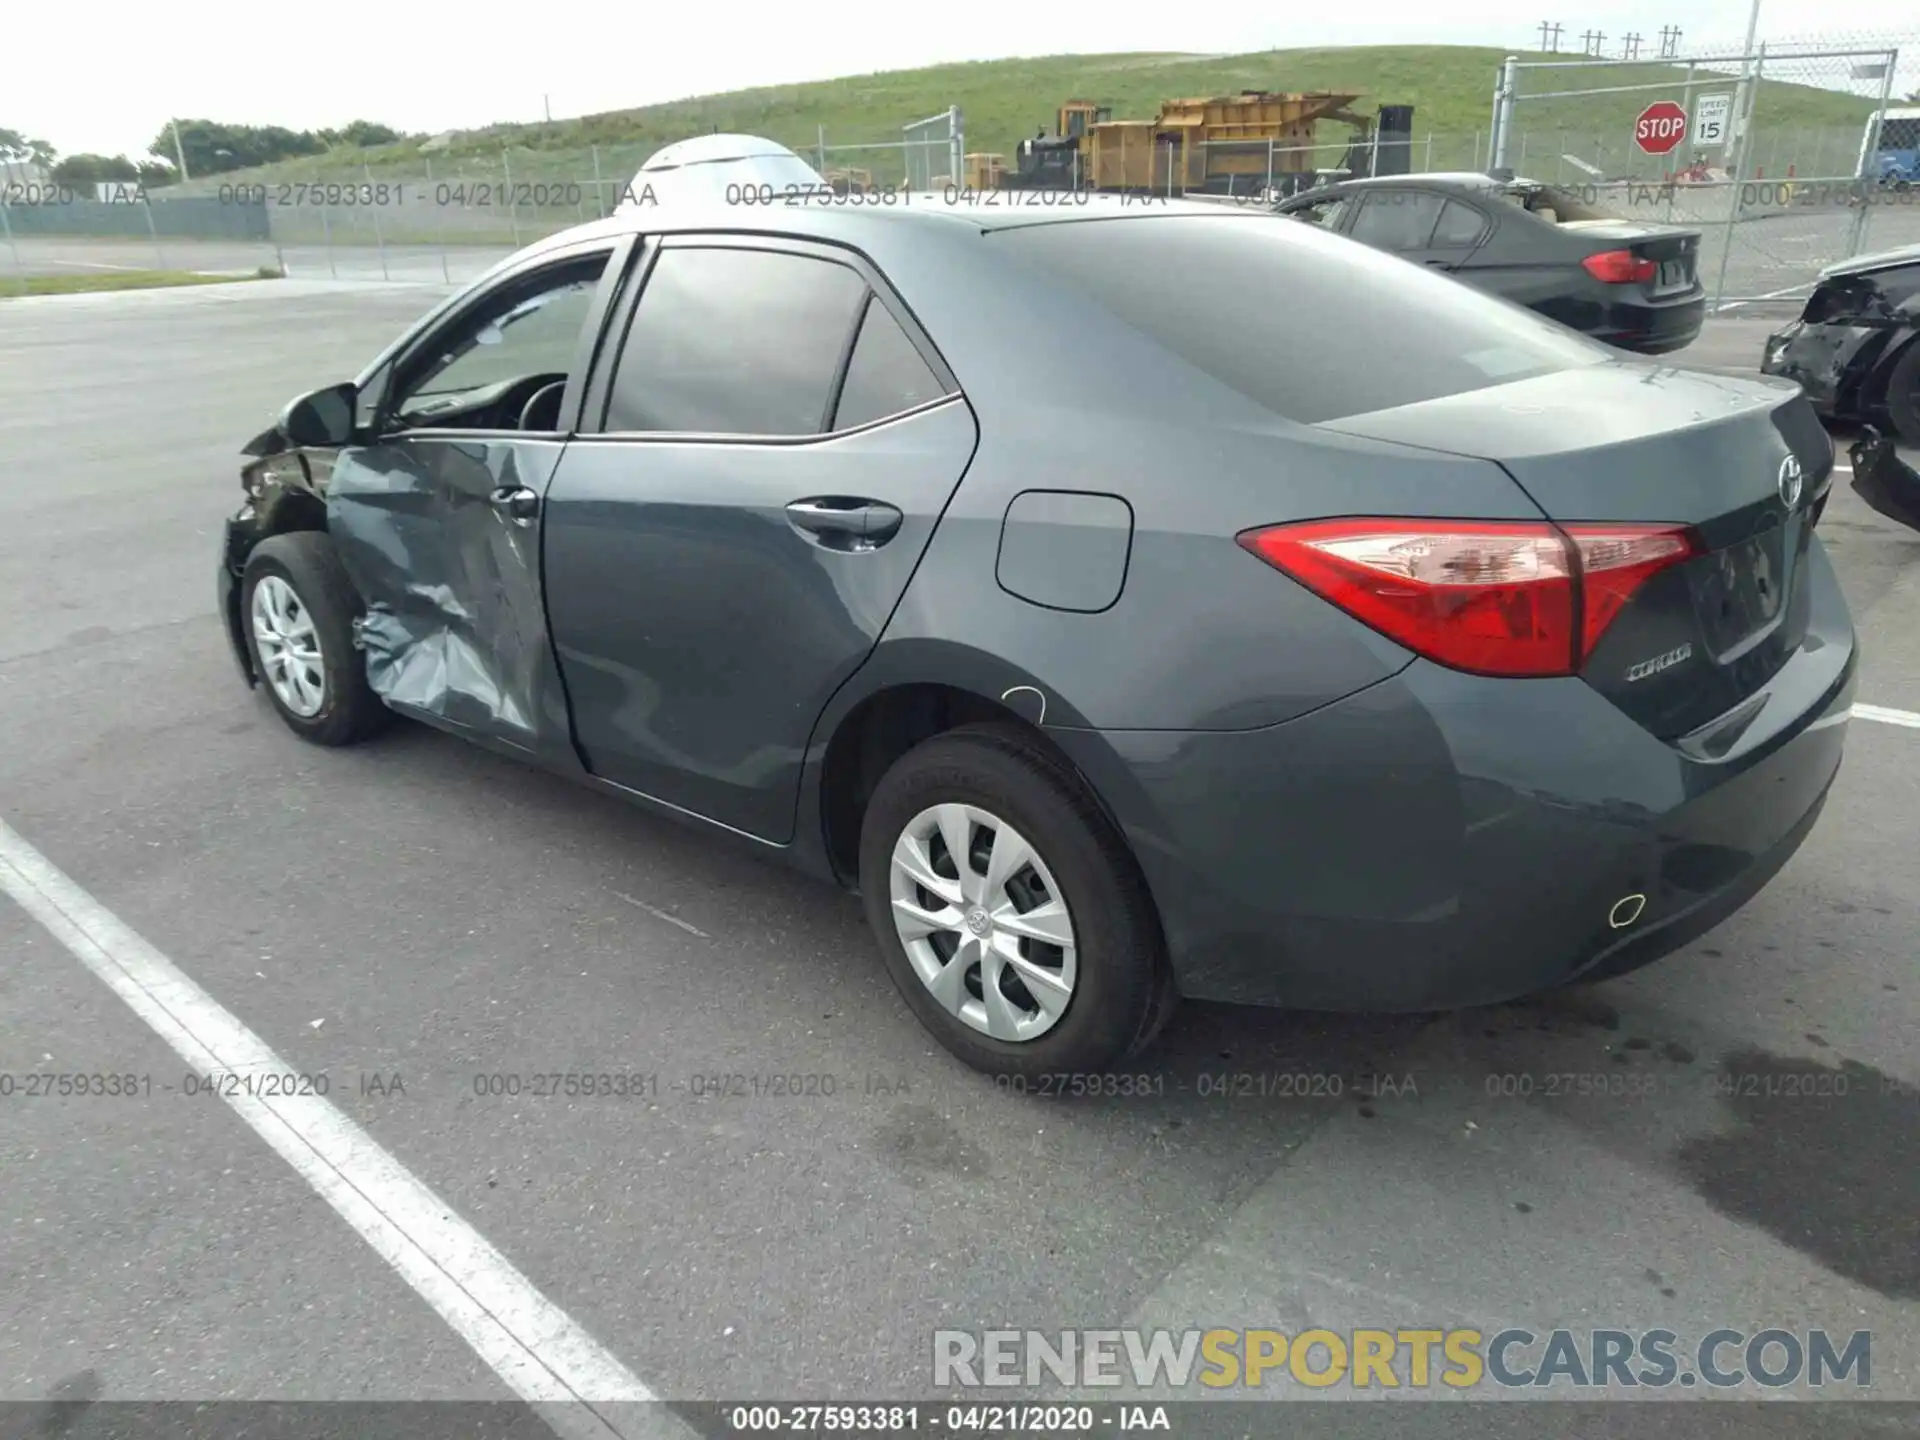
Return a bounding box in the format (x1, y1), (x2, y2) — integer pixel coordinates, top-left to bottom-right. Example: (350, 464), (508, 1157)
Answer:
(1778, 454), (1804, 508)
(1626, 643), (1694, 683)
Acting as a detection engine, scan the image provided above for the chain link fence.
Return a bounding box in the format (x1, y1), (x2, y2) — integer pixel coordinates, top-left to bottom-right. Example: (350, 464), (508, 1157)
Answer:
(1486, 45), (1915, 310)
(7, 49), (1916, 307)
(0, 110), (968, 291)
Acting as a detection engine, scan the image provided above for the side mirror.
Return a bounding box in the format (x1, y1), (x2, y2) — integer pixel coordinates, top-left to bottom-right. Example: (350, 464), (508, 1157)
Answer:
(281, 381), (357, 448)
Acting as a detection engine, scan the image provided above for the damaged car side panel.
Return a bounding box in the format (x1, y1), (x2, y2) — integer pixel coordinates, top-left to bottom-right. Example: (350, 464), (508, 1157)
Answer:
(220, 450), (331, 686)
(324, 438), (579, 765)
(1763, 245), (1920, 443)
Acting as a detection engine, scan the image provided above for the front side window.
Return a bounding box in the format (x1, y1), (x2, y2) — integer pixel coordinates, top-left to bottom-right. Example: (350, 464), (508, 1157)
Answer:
(603, 247), (870, 436)
(391, 253), (609, 424)
(1285, 194), (1351, 228)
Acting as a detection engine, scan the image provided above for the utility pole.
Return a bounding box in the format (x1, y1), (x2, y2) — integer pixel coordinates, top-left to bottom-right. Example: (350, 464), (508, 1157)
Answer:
(1581, 29), (1605, 57)
(1658, 25), (1683, 58)
(1536, 21), (1563, 52)
(544, 94), (552, 123)
(1622, 32), (1643, 60)
(169, 118), (191, 182)
(1733, 0), (1762, 151)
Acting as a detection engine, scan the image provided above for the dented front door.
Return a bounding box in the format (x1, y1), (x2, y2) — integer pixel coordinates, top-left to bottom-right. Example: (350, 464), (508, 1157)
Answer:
(325, 436), (576, 763)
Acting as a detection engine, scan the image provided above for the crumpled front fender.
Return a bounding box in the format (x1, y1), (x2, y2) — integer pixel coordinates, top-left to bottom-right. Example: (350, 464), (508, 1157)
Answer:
(1849, 428), (1920, 533)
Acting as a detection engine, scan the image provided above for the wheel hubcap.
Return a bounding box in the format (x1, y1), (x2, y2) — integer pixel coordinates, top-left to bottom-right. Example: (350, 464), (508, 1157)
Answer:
(250, 575), (326, 718)
(888, 803), (1078, 1042)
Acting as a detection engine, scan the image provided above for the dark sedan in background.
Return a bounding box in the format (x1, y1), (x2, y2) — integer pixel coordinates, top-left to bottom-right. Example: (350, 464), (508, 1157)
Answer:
(1275, 172), (1706, 354)
(218, 193), (1849, 1078)
(1762, 242), (1920, 444)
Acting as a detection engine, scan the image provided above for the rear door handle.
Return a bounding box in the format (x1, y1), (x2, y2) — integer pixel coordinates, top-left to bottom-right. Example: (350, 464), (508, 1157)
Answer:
(489, 485), (540, 525)
(785, 497), (903, 550)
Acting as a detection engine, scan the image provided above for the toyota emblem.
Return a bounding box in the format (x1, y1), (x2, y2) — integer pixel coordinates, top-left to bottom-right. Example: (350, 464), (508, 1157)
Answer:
(1778, 454), (1804, 509)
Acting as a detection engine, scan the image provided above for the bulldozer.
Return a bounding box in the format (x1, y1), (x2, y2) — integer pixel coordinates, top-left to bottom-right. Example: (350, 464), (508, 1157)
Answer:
(1001, 92), (1413, 196)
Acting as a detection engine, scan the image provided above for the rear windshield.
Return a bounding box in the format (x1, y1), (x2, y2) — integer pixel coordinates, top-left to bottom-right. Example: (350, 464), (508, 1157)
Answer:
(992, 213), (1605, 424)
(1499, 184), (1622, 221)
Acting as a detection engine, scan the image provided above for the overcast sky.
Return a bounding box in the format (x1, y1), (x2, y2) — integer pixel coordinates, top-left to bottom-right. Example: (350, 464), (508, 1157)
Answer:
(8, 2), (1915, 160)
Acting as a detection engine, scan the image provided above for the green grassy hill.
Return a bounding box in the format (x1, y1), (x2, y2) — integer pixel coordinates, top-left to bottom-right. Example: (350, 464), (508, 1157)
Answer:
(177, 45), (1883, 194)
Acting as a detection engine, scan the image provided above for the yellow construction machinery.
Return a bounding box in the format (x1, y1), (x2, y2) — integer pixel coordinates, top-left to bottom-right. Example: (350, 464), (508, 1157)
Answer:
(1002, 92), (1411, 195)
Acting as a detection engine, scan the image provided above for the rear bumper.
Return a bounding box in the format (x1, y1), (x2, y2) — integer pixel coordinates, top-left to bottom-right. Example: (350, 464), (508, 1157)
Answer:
(1595, 292), (1705, 354)
(1053, 541), (1856, 1010)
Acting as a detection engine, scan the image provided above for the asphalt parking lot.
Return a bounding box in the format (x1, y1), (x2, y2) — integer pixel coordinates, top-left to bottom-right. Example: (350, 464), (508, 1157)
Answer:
(1, 280), (1917, 1438)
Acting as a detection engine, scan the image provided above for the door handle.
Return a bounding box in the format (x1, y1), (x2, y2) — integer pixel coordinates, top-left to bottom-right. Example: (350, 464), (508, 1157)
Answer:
(785, 497), (903, 550)
(489, 485), (540, 525)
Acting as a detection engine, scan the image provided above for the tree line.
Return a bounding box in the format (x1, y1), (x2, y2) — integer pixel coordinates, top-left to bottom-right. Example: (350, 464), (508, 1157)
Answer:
(0, 119), (408, 189)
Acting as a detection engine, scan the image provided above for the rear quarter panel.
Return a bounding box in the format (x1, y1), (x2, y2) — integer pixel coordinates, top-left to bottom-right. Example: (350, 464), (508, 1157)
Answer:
(832, 214), (1548, 733)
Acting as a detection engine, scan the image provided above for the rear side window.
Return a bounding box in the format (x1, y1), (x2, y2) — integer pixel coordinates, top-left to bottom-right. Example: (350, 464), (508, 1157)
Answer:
(993, 214), (1605, 424)
(604, 246), (867, 435)
(1431, 199), (1488, 248)
(1348, 190), (1445, 249)
(832, 298), (950, 430)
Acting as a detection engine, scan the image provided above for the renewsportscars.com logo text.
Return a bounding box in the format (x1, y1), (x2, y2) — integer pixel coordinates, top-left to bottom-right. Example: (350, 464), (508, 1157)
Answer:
(933, 1327), (1872, 1391)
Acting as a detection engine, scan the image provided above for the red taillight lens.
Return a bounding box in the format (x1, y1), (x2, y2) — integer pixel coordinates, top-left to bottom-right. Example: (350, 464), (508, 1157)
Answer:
(1237, 518), (1697, 678)
(1565, 525), (1697, 657)
(1581, 249), (1658, 284)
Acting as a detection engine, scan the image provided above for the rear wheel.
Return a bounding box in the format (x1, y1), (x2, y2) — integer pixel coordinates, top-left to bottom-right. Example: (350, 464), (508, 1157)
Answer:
(241, 531), (391, 747)
(1882, 338), (1920, 447)
(858, 723), (1175, 1078)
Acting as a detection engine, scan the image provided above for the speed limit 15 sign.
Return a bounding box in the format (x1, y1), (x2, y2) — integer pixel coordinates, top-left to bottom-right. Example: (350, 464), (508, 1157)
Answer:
(1692, 93), (1732, 148)
(1635, 100), (1688, 155)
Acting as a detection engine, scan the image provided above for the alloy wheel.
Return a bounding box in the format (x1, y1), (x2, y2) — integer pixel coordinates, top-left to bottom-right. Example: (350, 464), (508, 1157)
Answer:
(888, 803), (1078, 1042)
(251, 574), (326, 718)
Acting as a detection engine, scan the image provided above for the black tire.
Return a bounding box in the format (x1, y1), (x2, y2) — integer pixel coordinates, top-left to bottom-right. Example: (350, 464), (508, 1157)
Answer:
(240, 531), (392, 747)
(858, 722), (1176, 1079)
(1881, 338), (1920, 447)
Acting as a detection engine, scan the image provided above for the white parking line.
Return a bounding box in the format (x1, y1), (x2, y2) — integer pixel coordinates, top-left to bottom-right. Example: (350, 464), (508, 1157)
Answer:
(0, 816), (690, 1440)
(1714, 283), (1814, 313)
(1856, 703), (1920, 729)
(614, 890), (710, 938)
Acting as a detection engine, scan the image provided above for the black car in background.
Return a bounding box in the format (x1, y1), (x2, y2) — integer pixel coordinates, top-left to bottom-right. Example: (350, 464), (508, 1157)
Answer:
(1274, 172), (1706, 355)
(1762, 243), (1920, 444)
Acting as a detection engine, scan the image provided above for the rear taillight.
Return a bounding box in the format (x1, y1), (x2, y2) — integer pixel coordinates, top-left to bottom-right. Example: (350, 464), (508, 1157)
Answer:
(1581, 249), (1658, 284)
(1237, 518), (1697, 678)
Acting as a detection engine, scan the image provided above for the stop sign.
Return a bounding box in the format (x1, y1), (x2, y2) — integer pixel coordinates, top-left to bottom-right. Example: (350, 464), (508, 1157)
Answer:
(1635, 100), (1688, 155)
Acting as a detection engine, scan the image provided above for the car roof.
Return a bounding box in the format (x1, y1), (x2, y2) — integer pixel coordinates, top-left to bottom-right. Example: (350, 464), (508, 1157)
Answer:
(1326, 172), (1548, 193)
(1819, 241), (1920, 280)
(505, 191), (1272, 264)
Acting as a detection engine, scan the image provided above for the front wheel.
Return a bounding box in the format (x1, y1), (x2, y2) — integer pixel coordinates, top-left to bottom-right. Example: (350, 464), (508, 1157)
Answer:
(240, 531), (392, 747)
(858, 723), (1176, 1078)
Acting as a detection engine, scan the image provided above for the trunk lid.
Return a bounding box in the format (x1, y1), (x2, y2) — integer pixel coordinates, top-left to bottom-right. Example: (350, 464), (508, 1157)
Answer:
(1319, 362), (1834, 739)
(1560, 221), (1701, 294)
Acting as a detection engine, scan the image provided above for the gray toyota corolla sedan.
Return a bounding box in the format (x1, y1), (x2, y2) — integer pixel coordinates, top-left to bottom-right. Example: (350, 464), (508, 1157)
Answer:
(219, 192), (1856, 1077)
